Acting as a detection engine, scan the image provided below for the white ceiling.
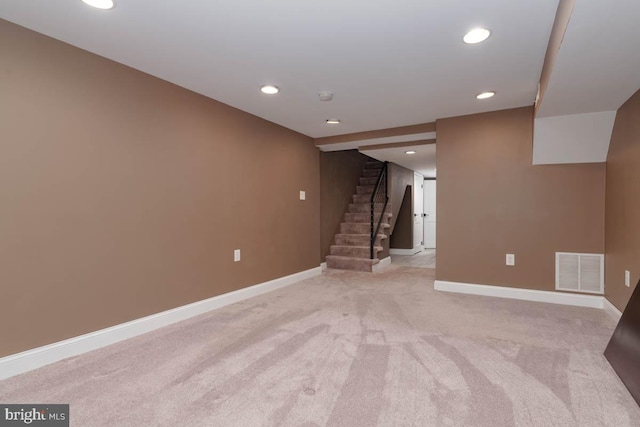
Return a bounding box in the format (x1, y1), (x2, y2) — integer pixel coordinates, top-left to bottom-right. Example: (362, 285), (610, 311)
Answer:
(362, 144), (436, 178)
(6, 1), (639, 175)
(0, 0), (559, 138)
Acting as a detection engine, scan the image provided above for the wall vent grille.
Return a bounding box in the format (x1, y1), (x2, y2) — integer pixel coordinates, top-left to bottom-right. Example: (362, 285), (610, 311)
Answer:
(555, 252), (604, 294)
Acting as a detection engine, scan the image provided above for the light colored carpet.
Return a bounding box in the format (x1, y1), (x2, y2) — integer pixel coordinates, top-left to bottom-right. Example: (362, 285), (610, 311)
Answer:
(391, 249), (436, 269)
(1, 266), (638, 426)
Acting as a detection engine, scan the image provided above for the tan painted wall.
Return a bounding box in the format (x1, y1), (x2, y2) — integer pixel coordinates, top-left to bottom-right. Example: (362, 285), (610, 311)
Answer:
(390, 186), (413, 250)
(436, 107), (605, 291)
(605, 88), (640, 311)
(388, 163), (414, 233)
(0, 20), (320, 357)
(319, 150), (371, 260)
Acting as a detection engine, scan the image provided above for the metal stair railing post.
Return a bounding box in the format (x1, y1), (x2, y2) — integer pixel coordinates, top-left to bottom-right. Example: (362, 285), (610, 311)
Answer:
(370, 161), (389, 259)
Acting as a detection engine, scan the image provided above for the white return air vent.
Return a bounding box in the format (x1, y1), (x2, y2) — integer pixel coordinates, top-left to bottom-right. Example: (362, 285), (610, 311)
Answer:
(555, 252), (604, 294)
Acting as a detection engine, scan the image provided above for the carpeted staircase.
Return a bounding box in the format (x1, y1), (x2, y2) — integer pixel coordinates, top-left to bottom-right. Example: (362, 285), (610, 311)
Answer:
(325, 161), (392, 272)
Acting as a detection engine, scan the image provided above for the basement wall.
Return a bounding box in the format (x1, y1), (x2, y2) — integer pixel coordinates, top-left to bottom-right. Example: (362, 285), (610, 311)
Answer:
(436, 106), (605, 291)
(388, 163), (414, 234)
(389, 186), (413, 250)
(0, 19), (320, 357)
(605, 88), (640, 312)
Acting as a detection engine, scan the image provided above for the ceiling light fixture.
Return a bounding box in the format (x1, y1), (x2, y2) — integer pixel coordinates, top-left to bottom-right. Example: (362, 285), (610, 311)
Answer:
(463, 28), (491, 44)
(326, 119), (341, 124)
(81, 0), (115, 9)
(405, 150), (416, 155)
(260, 85), (279, 95)
(476, 91), (495, 100)
(318, 91), (333, 102)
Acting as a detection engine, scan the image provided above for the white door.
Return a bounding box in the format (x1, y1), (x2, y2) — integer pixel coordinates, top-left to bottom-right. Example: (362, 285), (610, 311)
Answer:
(413, 172), (424, 250)
(423, 180), (436, 248)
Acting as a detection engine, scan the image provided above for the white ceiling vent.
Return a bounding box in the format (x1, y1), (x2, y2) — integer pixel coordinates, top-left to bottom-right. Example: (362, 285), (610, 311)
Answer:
(556, 252), (604, 294)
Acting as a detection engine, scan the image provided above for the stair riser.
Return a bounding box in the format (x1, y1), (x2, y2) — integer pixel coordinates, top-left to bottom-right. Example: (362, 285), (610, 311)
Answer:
(364, 162), (384, 170)
(348, 203), (392, 214)
(341, 223), (389, 234)
(354, 194), (389, 203)
(359, 177), (379, 186)
(363, 170), (380, 178)
(352, 194), (370, 203)
(326, 257), (375, 272)
(356, 185), (375, 195)
(330, 246), (381, 258)
(335, 235), (386, 246)
(344, 213), (391, 223)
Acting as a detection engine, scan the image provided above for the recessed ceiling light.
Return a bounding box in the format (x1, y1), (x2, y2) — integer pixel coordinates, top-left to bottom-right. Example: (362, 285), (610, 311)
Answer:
(463, 28), (491, 44)
(81, 0), (115, 9)
(326, 119), (341, 124)
(476, 91), (495, 100)
(260, 85), (279, 95)
(405, 150), (416, 155)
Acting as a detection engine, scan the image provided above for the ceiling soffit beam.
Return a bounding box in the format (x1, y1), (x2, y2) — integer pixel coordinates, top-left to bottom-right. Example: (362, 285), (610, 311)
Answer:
(316, 131), (436, 152)
(314, 122), (436, 146)
(535, 0), (576, 115)
(359, 139), (436, 151)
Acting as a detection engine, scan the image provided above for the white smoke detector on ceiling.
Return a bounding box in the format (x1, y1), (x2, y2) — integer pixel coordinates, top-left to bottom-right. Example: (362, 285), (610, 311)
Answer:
(318, 91), (333, 101)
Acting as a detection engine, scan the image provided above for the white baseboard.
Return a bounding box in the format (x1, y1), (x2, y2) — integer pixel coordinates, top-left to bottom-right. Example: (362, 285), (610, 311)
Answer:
(0, 266), (322, 380)
(603, 297), (623, 321)
(390, 246), (423, 256)
(434, 280), (604, 309)
(372, 256), (391, 272)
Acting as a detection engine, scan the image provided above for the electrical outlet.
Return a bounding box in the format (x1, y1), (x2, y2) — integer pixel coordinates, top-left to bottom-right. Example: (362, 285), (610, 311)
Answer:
(234, 249), (241, 262)
(299, 191), (306, 201)
(506, 254), (515, 266)
(625, 270), (630, 287)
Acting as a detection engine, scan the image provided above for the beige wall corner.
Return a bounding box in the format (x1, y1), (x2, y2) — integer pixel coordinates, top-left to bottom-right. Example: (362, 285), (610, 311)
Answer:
(435, 106), (605, 291)
(0, 19), (320, 358)
(605, 88), (640, 312)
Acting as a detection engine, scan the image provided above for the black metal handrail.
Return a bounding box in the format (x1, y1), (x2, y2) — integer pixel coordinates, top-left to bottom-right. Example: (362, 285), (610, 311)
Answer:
(370, 161), (389, 259)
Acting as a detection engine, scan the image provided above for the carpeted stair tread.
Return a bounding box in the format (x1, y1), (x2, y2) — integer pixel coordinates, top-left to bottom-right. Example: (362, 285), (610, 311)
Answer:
(359, 177), (379, 186)
(335, 234), (387, 246)
(348, 203), (392, 213)
(356, 185), (376, 194)
(340, 222), (390, 234)
(325, 255), (380, 272)
(345, 212), (392, 223)
(330, 245), (383, 258)
(363, 169), (381, 178)
(364, 162), (384, 170)
(354, 193), (385, 203)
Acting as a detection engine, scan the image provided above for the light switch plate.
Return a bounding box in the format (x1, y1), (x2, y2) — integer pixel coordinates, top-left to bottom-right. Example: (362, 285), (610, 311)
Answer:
(300, 191), (306, 200)
(506, 254), (515, 266)
(234, 249), (241, 262)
